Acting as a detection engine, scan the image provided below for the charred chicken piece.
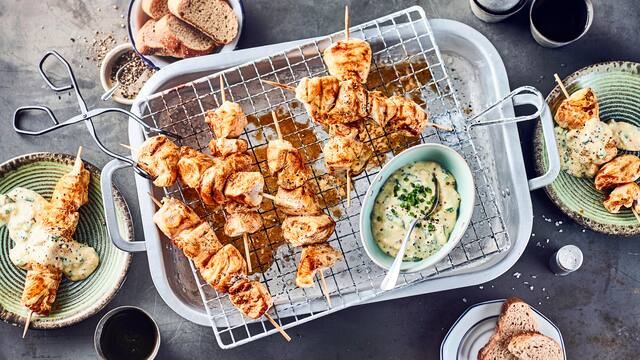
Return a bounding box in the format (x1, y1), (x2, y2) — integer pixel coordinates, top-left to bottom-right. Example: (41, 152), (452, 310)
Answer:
(200, 244), (247, 293)
(603, 182), (640, 214)
(323, 134), (372, 175)
(274, 185), (322, 216)
(205, 101), (248, 139)
(199, 158), (228, 206)
(367, 90), (398, 128)
(177, 147), (215, 189)
(594, 154), (640, 190)
(296, 243), (342, 288)
(267, 139), (295, 176)
(152, 197), (202, 240)
(295, 76), (340, 125)
(208, 138), (248, 157)
(39, 207), (80, 239)
(323, 38), (372, 83)
(555, 88), (599, 130)
(277, 150), (312, 190)
(174, 221), (223, 269)
(228, 279), (273, 319)
(282, 214), (336, 247)
(224, 172), (264, 208)
(136, 135), (181, 187)
(21, 263), (63, 315)
(224, 202), (263, 237)
(328, 123), (360, 139)
(325, 78), (368, 125)
(49, 166), (90, 211)
(385, 96), (430, 137)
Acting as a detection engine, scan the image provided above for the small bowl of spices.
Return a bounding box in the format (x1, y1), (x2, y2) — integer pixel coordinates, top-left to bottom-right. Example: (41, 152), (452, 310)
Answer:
(100, 43), (155, 105)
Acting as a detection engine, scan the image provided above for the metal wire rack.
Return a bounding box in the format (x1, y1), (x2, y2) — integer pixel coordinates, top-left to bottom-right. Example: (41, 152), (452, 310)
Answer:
(135, 7), (510, 348)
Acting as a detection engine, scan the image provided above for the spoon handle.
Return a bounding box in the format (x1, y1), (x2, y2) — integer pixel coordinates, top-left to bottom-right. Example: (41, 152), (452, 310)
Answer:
(380, 218), (420, 291)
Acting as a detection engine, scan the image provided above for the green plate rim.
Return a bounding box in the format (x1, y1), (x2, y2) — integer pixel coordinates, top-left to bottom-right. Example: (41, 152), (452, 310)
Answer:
(534, 60), (640, 236)
(0, 152), (133, 329)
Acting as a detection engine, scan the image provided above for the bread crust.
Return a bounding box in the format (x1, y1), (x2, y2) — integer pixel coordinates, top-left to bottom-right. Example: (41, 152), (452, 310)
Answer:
(478, 298), (537, 360)
(154, 14), (216, 58)
(167, 0), (238, 44)
(507, 331), (563, 360)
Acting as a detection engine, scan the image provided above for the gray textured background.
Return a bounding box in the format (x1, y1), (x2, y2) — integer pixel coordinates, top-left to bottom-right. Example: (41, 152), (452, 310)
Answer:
(1, 0), (639, 359)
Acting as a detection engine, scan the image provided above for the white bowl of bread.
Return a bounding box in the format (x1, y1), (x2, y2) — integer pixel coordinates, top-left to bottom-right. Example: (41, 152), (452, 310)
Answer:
(128, 0), (243, 68)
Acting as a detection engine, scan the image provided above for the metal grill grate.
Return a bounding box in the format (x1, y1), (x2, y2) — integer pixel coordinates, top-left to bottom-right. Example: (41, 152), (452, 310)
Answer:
(136, 7), (510, 348)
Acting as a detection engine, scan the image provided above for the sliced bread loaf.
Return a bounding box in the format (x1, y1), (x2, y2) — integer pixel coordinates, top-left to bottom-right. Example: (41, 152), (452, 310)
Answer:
(154, 14), (217, 58)
(507, 332), (563, 360)
(168, 0), (238, 44)
(142, 0), (169, 19)
(478, 298), (539, 360)
(136, 19), (170, 56)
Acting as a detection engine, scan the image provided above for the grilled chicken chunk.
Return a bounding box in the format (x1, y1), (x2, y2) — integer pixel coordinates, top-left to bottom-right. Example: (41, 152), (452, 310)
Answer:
(603, 182), (640, 214)
(49, 166), (90, 211)
(274, 185), (322, 216)
(323, 135), (372, 175)
(278, 150), (312, 190)
(228, 279), (273, 319)
(267, 139), (295, 176)
(136, 135), (181, 187)
(200, 153), (253, 205)
(295, 243), (342, 287)
(385, 96), (429, 136)
(323, 38), (372, 82)
(295, 76), (340, 125)
(205, 101), (248, 139)
(174, 221), (223, 269)
(224, 202), (263, 237)
(177, 146), (215, 189)
(325, 78), (368, 125)
(21, 263), (62, 315)
(282, 214), (336, 247)
(200, 244), (247, 293)
(39, 207), (80, 239)
(152, 197), (202, 240)
(367, 90), (397, 128)
(555, 88), (599, 130)
(328, 123), (360, 139)
(224, 172), (264, 208)
(208, 138), (248, 157)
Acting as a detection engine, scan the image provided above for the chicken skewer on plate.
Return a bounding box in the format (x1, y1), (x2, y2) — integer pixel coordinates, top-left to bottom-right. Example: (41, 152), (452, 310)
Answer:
(17, 148), (98, 337)
(149, 195), (290, 341)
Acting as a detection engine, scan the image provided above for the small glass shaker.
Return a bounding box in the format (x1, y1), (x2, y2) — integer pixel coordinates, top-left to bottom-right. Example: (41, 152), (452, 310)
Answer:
(549, 245), (583, 276)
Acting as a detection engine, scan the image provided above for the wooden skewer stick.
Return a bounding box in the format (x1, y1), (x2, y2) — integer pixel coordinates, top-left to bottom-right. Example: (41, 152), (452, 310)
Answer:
(346, 170), (352, 208)
(261, 79), (295, 92)
(264, 313), (292, 342)
(632, 208), (640, 224)
(318, 271), (332, 307)
(243, 233), (253, 273)
(344, 5), (350, 41)
(554, 73), (570, 99)
(431, 123), (455, 132)
(271, 111), (283, 140)
(22, 310), (32, 339)
(148, 192), (163, 208)
(220, 75), (227, 103)
(120, 143), (135, 152)
(72, 146), (83, 174)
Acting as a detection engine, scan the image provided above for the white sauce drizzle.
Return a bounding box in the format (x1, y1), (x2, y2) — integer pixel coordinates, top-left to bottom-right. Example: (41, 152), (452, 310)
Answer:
(609, 120), (640, 151)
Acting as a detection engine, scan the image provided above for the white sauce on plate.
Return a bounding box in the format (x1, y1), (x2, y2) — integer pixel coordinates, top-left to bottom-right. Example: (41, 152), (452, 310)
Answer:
(555, 118), (614, 178)
(0, 187), (99, 281)
(609, 120), (640, 151)
(371, 161), (460, 261)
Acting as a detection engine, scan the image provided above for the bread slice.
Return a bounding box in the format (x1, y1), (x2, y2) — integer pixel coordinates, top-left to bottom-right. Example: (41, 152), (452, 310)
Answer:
(154, 14), (217, 58)
(507, 332), (563, 360)
(136, 19), (170, 56)
(478, 298), (538, 360)
(141, 0), (169, 19)
(168, 0), (238, 44)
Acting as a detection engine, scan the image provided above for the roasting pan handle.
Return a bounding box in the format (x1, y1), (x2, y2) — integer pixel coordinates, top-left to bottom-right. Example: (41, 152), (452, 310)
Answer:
(101, 158), (147, 252)
(511, 93), (560, 191)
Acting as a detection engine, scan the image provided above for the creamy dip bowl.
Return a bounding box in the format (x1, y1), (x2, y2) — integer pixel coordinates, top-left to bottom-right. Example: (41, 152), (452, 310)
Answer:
(360, 143), (475, 273)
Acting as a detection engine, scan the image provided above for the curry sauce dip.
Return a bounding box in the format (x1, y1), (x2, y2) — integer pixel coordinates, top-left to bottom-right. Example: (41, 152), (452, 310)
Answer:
(371, 161), (460, 261)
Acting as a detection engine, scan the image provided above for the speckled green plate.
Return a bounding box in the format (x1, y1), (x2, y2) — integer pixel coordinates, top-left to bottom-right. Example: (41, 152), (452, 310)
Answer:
(534, 61), (640, 236)
(0, 153), (133, 329)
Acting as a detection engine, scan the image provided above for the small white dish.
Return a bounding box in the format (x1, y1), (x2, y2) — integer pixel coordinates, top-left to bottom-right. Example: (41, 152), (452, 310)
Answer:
(441, 299), (567, 360)
(127, 0), (244, 69)
(100, 43), (137, 105)
(359, 143), (475, 273)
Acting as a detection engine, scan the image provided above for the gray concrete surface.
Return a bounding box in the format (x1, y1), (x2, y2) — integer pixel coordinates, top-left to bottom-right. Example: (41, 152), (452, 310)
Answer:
(1, 0), (639, 359)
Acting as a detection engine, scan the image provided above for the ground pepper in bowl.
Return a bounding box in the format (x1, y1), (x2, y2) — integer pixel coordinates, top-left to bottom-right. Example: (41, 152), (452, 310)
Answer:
(109, 50), (155, 100)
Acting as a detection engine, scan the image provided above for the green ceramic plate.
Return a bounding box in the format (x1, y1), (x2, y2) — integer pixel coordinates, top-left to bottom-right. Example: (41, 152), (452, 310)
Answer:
(0, 153), (133, 328)
(534, 61), (640, 236)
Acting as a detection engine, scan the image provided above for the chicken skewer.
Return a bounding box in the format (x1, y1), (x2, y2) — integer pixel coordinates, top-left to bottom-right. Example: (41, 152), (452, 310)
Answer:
(21, 147), (93, 337)
(148, 194), (290, 341)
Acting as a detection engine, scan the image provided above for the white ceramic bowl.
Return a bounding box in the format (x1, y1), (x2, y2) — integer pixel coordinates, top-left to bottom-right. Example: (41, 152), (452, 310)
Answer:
(99, 43), (137, 105)
(127, 0), (244, 69)
(359, 143), (475, 273)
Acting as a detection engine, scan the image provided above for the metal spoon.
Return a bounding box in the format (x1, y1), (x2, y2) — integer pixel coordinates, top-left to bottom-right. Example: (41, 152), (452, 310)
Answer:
(380, 173), (440, 291)
(101, 59), (136, 101)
